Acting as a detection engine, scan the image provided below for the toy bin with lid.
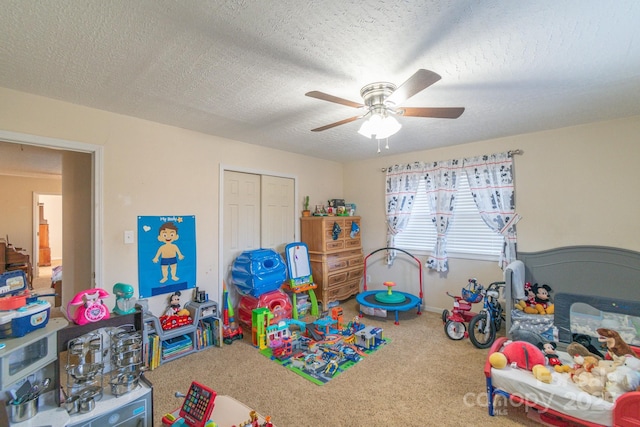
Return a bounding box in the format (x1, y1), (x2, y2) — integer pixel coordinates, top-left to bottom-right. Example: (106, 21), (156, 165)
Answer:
(11, 300), (51, 337)
(0, 311), (15, 339)
(231, 249), (287, 297)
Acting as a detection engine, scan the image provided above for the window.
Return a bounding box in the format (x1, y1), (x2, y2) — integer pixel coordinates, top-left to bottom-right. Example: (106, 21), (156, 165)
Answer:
(394, 172), (503, 260)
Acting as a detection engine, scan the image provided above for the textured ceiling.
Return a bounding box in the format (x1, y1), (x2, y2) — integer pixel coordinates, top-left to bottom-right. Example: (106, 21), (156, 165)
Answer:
(1, 0), (640, 169)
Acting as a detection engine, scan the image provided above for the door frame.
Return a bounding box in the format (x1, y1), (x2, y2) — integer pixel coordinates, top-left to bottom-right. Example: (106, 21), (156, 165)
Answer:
(0, 129), (104, 288)
(218, 164), (298, 307)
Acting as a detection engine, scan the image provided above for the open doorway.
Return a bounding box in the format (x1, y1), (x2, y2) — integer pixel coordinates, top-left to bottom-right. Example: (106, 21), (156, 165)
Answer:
(32, 194), (62, 293)
(0, 130), (103, 310)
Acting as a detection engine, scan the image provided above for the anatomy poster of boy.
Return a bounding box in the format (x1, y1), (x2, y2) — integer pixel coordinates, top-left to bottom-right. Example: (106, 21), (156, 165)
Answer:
(153, 221), (184, 283)
(137, 215), (197, 298)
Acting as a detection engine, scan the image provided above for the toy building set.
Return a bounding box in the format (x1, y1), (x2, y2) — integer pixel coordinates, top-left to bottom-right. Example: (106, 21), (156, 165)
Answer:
(229, 246), (388, 386)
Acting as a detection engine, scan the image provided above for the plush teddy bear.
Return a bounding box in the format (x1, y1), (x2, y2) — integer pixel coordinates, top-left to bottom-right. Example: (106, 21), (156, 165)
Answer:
(604, 356), (640, 402)
(568, 341), (622, 398)
(573, 369), (607, 398)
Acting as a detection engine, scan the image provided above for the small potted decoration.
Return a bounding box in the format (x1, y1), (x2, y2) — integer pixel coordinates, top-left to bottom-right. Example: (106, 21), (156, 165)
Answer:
(302, 196), (311, 217)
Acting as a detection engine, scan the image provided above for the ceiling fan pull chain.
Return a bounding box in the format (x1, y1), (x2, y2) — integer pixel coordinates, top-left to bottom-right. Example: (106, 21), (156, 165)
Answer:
(385, 138), (390, 150)
(377, 139), (381, 153)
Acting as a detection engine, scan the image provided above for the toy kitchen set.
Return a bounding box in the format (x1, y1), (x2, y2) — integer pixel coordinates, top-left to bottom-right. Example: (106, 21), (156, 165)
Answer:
(0, 271), (152, 426)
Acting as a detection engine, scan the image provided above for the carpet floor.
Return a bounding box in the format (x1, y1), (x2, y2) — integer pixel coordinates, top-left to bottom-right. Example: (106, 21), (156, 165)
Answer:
(144, 296), (540, 426)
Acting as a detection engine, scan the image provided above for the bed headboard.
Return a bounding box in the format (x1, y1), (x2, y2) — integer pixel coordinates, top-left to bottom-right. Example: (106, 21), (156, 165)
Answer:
(504, 245), (640, 341)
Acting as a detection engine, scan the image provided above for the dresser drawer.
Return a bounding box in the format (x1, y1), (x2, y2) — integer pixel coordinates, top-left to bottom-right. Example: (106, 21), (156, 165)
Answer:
(327, 272), (348, 286)
(327, 257), (348, 271)
(325, 240), (344, 251)
(346, 268), (363, 281)
(323, 218), (345, 230)
(345, 238), (361, 249)
(325, 279), (360, 302)
(347, 256), (363, 267)
(326, 250), (362, 271)
(326, 268), (362, 288)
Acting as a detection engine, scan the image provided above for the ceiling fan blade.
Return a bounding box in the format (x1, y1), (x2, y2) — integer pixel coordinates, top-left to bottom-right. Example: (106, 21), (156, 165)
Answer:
(386, 69), (442, 105)
(311, 116), (361, 132)
(400, 107), (465, 119)
(305, 91), (363, 109)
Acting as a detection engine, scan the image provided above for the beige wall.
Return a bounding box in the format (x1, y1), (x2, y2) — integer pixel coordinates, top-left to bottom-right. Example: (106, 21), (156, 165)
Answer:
(2, 86), (638, 315)
(0, 175), (61, 255)
(344, 116), (640, 311)
(0, 87), (343, 315)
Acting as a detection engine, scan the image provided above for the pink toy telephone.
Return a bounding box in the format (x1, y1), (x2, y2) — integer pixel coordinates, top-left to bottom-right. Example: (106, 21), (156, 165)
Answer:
(67, 288), (111, 325)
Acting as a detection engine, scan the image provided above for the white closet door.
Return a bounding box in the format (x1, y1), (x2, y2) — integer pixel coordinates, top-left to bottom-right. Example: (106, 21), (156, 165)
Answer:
(223, 171), (260, 285)
(222, 171), (294, 285)
(261, 175), (295, 254)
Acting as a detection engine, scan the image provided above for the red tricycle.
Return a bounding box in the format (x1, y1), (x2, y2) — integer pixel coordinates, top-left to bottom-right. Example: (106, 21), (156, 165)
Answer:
(442, 279), (483, 340)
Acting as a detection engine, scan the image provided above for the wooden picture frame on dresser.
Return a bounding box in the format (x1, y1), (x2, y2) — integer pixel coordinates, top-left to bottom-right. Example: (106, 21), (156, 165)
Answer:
(300, 216), (363, 309)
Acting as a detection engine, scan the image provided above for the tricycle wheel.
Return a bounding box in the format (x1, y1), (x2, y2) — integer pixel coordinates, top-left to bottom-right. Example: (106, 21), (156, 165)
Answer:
(444, 320), (466, 340)
(441, 309), (449, 323)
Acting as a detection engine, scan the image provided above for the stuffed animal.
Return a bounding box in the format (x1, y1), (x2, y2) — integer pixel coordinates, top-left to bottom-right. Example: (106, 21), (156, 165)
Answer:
(571, 352), (600, 376)
(537, 341), (572, 373)
(568, 341), (623, 398)
(532, 283), (554, 314)
(567, 341), (602, 361)
(515, 282), (536, 311)
(164, 291), (191, 317)
(597, 328), (638, 359)
(489, 352), (508, 369)
(532, 364), (553, 383)
(572, 333), (605, 359)
(501, 341), (546, 370)
(573, 369), (607, 398)
(604, 356), (640, 402)
(516, 283), (554, 314)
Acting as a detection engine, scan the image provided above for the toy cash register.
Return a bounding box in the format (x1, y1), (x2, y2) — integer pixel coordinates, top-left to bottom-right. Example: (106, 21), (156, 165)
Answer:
(162, 381), (217, 427)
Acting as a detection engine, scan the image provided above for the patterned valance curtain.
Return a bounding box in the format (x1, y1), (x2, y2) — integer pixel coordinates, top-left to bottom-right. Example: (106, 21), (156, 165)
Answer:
(462, 152), (521, 269)
(424, 159), (461, 272)
(385, 162), (424, 264)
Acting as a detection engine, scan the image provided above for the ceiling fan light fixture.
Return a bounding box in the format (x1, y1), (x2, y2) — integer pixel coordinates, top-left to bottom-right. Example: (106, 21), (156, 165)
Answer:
(358, 113), (401, 140)
(357, 118), (373, 139)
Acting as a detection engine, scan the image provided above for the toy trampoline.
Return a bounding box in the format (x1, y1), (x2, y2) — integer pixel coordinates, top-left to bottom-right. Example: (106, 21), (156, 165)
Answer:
(356, 247), (423, 325)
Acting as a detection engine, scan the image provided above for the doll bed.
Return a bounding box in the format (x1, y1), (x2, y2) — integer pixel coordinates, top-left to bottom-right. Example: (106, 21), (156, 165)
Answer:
(484, 294), (640, 426)
(503, 246), (640, 343)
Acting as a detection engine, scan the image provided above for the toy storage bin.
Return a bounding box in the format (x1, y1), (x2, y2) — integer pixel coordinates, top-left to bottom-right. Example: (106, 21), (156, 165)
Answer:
(11, 300), (51, 337)
(231, 249), (287, 297)
(0, 269), (28, 293)
(0, 311), (15, 338)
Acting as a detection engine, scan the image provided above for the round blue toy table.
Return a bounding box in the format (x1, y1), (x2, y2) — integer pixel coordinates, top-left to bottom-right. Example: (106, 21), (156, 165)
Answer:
(356, 290), (422, 325)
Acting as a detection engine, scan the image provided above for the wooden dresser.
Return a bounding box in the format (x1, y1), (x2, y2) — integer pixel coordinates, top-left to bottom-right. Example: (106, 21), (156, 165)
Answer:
(300, 216), (363, 308)
(39, 223), (52, 266)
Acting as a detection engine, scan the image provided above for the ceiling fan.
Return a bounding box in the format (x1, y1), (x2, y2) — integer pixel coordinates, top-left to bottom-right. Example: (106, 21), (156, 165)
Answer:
(305, 69), (465, 140)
